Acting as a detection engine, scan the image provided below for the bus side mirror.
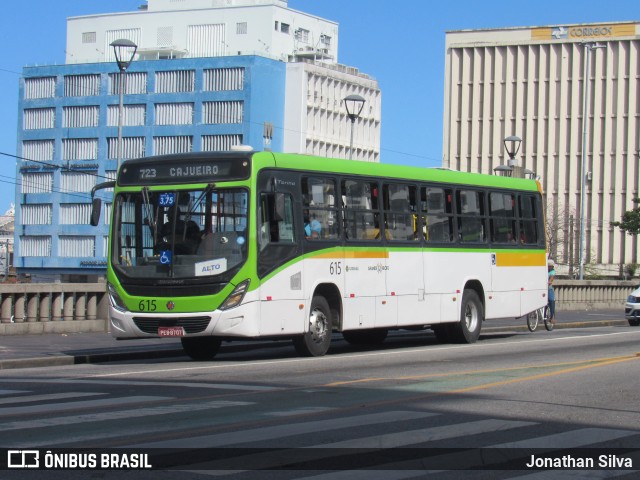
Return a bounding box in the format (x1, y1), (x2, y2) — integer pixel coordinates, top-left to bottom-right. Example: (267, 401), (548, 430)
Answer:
(90, 198), (102, 226)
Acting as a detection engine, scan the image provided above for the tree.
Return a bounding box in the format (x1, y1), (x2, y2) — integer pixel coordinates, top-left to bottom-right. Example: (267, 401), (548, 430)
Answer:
(611, 198), (640, 235)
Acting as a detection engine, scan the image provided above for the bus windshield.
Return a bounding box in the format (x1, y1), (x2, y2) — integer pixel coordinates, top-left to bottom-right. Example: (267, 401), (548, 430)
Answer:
(112, 187), (248, 280)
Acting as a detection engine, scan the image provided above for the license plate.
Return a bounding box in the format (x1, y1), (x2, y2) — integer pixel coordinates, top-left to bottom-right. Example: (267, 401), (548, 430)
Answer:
(158, 326), (185, 337)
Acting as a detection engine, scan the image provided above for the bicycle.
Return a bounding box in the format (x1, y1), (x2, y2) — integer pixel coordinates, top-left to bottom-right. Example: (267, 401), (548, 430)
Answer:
(526, 304), (554, 332)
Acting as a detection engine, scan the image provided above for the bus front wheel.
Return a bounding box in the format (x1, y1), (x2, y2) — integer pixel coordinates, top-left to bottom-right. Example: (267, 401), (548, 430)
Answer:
(293, 295), (332, 357)
(451, 289), (483, 343)
(181, 337), (222, 361)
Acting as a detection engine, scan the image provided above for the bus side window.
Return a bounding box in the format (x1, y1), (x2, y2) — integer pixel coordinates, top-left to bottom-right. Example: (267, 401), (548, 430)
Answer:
(342, 179), (380, 241)
(519, 194), (539, 245)
(489, 192), (516, 244)
(457, 190), (486, 243)
(422, 186), (454, 243)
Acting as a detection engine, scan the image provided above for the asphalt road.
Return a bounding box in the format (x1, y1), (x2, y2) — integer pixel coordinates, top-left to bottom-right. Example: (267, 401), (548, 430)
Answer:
(1, 321), (638, 479)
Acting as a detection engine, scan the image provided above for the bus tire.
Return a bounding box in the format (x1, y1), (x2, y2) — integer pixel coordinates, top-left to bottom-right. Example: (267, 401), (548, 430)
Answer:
(343, 328), (388, 345)
(181, 337), (222, 361)
(293, 295), (332, 357)
(451, 289), (483, 343)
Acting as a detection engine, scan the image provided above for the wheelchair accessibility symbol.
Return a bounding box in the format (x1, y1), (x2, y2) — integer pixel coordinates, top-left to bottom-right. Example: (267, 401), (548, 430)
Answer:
(160, 250), (172, 265)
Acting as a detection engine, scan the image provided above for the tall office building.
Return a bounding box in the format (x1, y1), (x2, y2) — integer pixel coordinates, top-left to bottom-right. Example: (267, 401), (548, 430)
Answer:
(443, 21), (640, 276)
(15, 0), (381, 280)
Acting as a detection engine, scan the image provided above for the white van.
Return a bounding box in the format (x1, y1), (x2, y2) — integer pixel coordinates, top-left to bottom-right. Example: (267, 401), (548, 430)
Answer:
(624, 286), (640, 326)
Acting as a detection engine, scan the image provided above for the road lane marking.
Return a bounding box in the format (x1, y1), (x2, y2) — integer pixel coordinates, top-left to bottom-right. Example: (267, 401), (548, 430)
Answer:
(0, 392), (105, 405)
(0, 395), (171, 416)
(0, 400), (253, 433)
(131, 411), (438, 448)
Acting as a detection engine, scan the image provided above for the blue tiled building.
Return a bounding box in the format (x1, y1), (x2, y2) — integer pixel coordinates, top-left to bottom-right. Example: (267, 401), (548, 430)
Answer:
(16, 56), (285, 279)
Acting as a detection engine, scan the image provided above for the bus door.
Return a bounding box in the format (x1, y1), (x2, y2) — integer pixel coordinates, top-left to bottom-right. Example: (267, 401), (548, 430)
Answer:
(257, 171), (305, 336)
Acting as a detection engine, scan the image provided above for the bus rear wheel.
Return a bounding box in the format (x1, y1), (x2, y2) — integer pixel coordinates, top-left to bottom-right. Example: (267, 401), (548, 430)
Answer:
(293, 295), (332, 357)
(450, 289), (483, 343)
(181, 337), (222, 361)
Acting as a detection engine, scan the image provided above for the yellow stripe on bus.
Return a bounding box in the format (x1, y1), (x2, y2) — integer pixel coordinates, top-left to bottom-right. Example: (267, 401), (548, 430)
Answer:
(495, 252), (546, 267)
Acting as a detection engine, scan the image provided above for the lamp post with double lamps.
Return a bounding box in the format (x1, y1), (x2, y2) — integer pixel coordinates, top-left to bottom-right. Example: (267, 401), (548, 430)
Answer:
(110, 39), (138, 170)
(343, 94), (365, 160)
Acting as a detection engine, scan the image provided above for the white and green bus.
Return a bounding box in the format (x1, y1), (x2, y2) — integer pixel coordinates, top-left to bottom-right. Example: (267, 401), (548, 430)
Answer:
(91, 150), (548, 360)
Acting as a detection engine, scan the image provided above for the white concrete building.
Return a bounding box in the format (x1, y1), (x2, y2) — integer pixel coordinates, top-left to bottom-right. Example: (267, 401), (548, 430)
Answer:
(443, 21), (640, 277)
(66, 0), (338, 65)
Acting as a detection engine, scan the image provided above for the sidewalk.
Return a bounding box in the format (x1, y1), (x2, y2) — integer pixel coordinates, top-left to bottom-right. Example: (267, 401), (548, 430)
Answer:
(0, 315), (629, 370)
(0, 332), (184, 370)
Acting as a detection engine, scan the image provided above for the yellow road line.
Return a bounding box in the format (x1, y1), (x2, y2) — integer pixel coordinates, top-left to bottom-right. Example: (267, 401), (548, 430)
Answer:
(324, 354), (640, 391)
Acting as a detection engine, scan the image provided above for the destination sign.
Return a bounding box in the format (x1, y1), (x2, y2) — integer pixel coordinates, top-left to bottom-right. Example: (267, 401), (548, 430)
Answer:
(118, 155), (251, 186)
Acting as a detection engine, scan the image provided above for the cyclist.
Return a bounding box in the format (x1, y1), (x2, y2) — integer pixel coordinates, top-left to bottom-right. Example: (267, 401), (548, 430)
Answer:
(548, 261), (556, 326)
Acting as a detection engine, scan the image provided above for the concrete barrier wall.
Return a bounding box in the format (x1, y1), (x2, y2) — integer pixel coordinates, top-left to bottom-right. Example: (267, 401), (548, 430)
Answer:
(0, 283), (109, 335)
(0, 280), (634, 335)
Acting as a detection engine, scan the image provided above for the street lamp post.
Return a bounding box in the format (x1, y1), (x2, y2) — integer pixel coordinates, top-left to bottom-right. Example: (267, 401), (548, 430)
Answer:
(579, 41), (604, 280)
(343, 94), (365, 160)
(110, 39), (138, 170)
(504, 135), (522, 167)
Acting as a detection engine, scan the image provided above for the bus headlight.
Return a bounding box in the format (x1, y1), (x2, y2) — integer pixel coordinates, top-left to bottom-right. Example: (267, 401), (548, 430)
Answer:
(108, 283), (128, 312)
(220, 279), (250, 310)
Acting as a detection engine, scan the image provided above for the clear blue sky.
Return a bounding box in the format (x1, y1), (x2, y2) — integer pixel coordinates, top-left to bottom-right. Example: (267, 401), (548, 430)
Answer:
(0, 0), (637, 212)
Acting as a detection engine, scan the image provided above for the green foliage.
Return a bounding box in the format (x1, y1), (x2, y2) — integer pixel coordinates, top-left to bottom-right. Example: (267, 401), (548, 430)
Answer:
(625, 263), (638, 278)
(611, 198), (640, 235)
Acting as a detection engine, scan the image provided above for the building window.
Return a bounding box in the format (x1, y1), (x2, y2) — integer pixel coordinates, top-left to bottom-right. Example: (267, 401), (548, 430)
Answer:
(204, 68), (245, 91)
(24, 77), (56, 99)
(21, 173), (53, 194)
(107, 104), (146, 127)
(280, 23), (290, 34)
(63, 106), (99, 128)
(22, 140), (54, 162)
(59, 236), (95, 257)
(23, 108), (55, 130)
(107, 137), (146, 160)
(20, 236), (52, 257)
(202, 134), (242, 151)
(295, 28), (310, 43)
(62, 138), (98, 161)
(21, 204), (52, 225)
(237, 22), (247, 35)
(155, 103), (194, 125)
(187, 24), (225, 57)
(60, 204), (92, 225)
(157, 26), (173, 46)
(82, 32), (96, 44)
(155, 70), (195, 93)
(64, 74), (100, 97)
(153, 136), (193, 155)
(60, 172), (97, 194)
(320, 34), (332, 47)
(203, 101), (244, 124)
(109, 72), (147, 95)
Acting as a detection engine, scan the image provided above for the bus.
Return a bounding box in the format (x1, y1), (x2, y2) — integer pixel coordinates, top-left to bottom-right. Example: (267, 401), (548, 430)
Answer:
(91, 150), (548, 360)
